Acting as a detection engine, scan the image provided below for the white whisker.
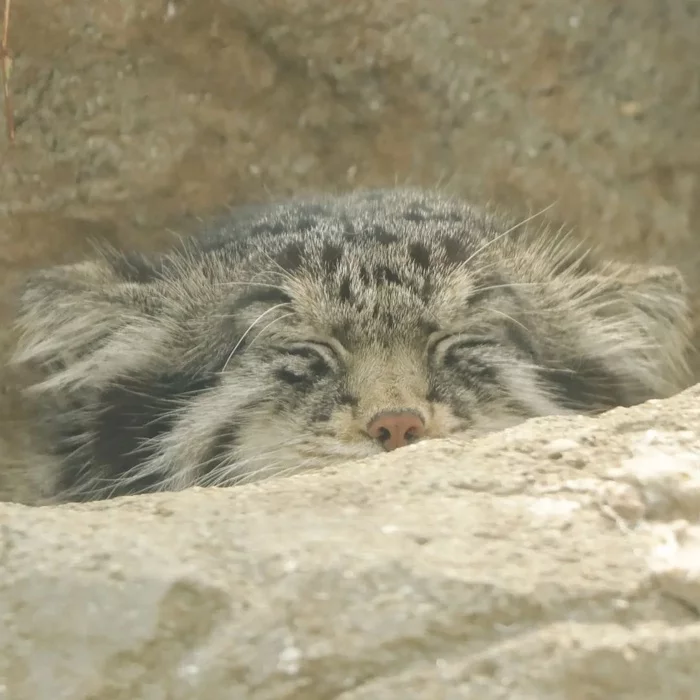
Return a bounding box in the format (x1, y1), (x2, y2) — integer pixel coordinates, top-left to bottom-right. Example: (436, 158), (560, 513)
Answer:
(487, 308), (532, 336)
(460, 202), (558, 268)
(221, 302), (291, 372)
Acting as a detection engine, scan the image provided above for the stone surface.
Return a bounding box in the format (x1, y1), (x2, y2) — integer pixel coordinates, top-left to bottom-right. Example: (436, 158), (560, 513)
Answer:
(1, 385), (700, 699)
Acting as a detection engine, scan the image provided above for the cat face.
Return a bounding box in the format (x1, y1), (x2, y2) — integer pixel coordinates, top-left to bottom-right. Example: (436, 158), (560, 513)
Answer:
(14, 189), (691, 501)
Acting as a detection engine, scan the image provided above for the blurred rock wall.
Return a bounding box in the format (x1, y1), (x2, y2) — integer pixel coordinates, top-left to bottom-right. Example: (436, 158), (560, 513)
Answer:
(1, 0), (699, 500)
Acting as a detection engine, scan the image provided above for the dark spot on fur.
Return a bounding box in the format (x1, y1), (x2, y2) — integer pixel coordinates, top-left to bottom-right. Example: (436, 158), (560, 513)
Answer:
(539, 360), (630, 411)
(339, 277), (353, 302)
(359, 266), (371, 285)
(421, 321), (440, 335)
(199, 422), (241, 481)
(375, 266), (402, 285)
(299, 204), (327, 217)
(55, 371), (222, 499)
(371, 225), (399, 244)
(276, 241), (305, 270)
(338, 392), (358, 407)
(442, 235), (471, 264)
(297, 217), (317, 233)
(426, 387), (442, 402)
(332, 321), (352, 347)
(434, 210), (464, 223)
(311, 402), (334, 423)
(403, 207), (427, 223)
(409, 242), (431, 271)
(251, 221), (286, 236)
(321, 243), (344, 273)
(231, 286), (292, 312)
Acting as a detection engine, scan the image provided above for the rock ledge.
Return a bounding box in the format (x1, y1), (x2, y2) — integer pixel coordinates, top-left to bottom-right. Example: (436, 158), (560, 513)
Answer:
(1, 386), (699, 699)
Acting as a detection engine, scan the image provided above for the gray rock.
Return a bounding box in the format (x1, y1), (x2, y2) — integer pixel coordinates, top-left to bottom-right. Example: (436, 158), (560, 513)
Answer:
(2, 385), (699, 699)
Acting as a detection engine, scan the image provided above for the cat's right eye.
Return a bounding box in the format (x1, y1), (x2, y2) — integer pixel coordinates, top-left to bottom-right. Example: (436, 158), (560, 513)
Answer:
(273, 341), (341, 378)
(272, 342), (338, 388)
(284, 344), (328, 360)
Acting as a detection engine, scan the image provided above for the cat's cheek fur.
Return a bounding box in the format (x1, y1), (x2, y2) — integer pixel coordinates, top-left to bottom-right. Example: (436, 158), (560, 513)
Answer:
(219, 413), (382, 485)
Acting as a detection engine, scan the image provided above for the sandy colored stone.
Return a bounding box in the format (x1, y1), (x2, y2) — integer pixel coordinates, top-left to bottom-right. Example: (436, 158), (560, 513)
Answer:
(1, 385), (700, 699)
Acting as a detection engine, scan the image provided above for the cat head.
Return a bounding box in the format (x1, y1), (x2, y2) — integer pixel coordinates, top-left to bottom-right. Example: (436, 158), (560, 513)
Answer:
(14, 189), (691, 501)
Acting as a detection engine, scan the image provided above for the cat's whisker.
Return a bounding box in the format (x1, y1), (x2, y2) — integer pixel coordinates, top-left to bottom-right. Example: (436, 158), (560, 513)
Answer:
(233, 459), (317, 486)
(196, 439), (311, 487)
(211, 446), (331, 487)
(460, 202), (558, 269)
(259, 252), (299, 286)
(247, 313), (295, 349)
(487, 308), (531, 336)
(221, 302), (291, 372)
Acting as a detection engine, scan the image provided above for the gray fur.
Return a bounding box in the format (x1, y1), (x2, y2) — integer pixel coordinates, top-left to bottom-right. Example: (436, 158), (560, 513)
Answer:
(12, 188), (692, 502)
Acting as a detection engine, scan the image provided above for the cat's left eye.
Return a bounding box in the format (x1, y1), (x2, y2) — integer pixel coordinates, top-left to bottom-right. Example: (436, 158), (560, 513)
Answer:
(284, 344), (327, 359)
(428, 333), (498, 356)
(284, 341), (339, 362)
(446, 336), (499, 352)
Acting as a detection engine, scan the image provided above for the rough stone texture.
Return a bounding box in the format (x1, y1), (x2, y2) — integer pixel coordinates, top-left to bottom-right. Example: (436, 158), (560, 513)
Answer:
(2, 385), (700, 699)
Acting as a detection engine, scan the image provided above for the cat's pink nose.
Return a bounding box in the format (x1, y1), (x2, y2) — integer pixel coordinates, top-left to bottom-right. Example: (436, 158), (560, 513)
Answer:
(367, 410), (425, 451)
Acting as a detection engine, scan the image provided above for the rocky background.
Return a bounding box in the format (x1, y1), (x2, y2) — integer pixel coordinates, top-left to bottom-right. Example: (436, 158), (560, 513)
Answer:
(0, 1), (699, 697)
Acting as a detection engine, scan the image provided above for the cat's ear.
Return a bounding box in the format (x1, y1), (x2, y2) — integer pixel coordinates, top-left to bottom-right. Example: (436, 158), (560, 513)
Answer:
(13, 256), (162, 392)
(578, 262), (691, 399)
(593, 263), (687, 335)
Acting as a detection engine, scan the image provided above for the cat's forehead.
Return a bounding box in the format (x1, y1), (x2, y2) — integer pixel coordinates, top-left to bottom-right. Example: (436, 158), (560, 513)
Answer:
(249, 226), (496, 346)
(253, 207), (488, 281)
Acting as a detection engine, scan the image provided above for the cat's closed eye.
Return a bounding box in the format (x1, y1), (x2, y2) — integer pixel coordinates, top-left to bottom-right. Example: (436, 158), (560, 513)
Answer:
(428, 334), (498, 361)
(440, 336), (499, 353)
(272, 342), (339, 386)
(432, 335), (503, 382)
